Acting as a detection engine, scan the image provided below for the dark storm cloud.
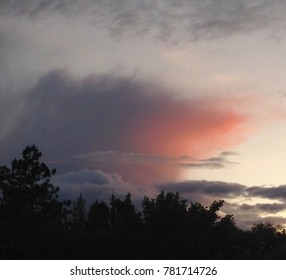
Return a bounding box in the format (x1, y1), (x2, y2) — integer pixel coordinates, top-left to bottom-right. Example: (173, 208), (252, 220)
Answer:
(1, 0), (286, 42)
(0, 69), (159, 164)
(0, 69), (178, 162)
(0, 69), (247, 186)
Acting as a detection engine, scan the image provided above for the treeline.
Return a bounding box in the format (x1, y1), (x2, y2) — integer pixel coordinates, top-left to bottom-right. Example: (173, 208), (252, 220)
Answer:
(1, 145), (286, 259)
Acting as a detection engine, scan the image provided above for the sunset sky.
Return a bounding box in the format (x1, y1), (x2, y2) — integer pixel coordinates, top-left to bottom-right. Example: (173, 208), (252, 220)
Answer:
(2, 0), (286, 227)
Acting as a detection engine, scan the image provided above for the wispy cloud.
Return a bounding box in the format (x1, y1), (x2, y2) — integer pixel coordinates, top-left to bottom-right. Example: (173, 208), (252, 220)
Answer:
(2, 0), (286, 42)
(179, 152), (239, 169)
(74, 150), (239, 170)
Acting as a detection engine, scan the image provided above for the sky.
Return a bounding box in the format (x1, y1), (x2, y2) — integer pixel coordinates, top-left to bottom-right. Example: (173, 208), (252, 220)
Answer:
(2, 0), (286, 228)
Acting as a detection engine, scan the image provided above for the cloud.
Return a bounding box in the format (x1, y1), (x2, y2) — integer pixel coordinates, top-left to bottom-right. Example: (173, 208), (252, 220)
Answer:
(54, 170), (286, 228)
(57, 169), (115, 185)
(219, 151), (240, 157)
(75, 149), (239, 170)
(222, 201), (264, 228)
(55, 170), (286, 228)
(246, 185), (286, 201)
(55, 174), (286, 228)
(158, 180), (246, 198)
(2, 0), (286, 42)
(156, 181), (286, 228)
(55, 168), (151, 207)
(1, 1), (286, 230)
(179, 152), (239, 169)
(0, 70), (250, 184)
(72, 150), (240, 185)
(256, 203), (286, 213)
(156, 180), (247, 210)
(158, 181), (286, 205)
(238, 202), (286, 214)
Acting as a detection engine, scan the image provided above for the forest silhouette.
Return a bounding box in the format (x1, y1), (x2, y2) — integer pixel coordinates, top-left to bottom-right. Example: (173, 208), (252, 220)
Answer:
(1, 145), (286, 259)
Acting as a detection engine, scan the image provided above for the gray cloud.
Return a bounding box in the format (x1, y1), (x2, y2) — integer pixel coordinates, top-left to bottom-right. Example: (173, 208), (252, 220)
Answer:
(179, 152), (239, 169)
(75, 149), (239, 170)
(54, 174), (286, 227)
(239, 202), (286, 213)
(156, 181), (286, 228)
(1, 0), (286, 42)
(158, 180), (246, 198)
(153, 181), (286, 228)
(179, 162), (225, 169)
(246, 185), (286, 201)
(57, 169), (114, 185)
(217, 200), (286, 228)
(55, 168), (150, 206)
(218, 151), (240, 157)
(1, 69), (165, 154)
(256, 203), (286, 213)
(0, 69), (154, 160)
(158, 181), (286, 206)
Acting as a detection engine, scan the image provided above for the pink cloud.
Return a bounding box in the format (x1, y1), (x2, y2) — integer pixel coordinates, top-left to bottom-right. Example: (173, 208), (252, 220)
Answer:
(114, 96), (251, 184)
(131, 98), (248, 157)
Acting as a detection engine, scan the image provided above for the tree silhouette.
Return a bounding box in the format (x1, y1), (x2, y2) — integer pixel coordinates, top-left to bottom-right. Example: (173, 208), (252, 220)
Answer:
(1, 145), (286, 259)
(0, 145), (58, 212)
(248, 222), (286, 259)
(142, 191), (189, 258)
(108, 193), (143, 258)
(71, 194), (87, 232)
(110, 193), (142, 232)
(0, 145), (70, 258)
(88, 201), (110, 234)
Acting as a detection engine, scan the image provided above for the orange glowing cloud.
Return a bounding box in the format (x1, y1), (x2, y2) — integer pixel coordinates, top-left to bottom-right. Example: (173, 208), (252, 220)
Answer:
(114, 96), (251, 185)
(126, 96), (249, 158)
